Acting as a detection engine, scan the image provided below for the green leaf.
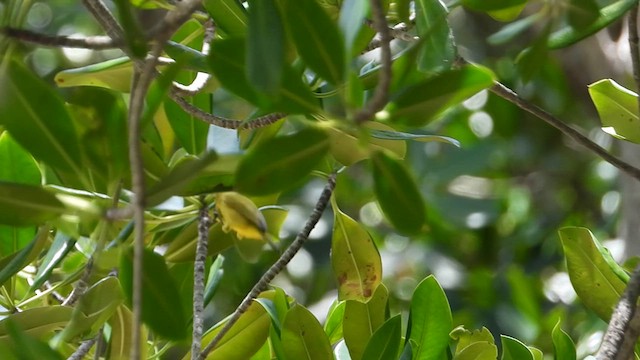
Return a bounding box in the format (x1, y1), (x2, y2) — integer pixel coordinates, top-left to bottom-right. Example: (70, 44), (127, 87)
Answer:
(360, 315), (402, 360)
(53, 277), (124, 344)
(235, 127), (330, 195)
(164, 94), (211, 155)
(529, 347), (543, 360)
(588, 79), (640, 143)
(327, 121), (407, 166)
(280, 0), (345, 85)
(331, 207), (383, 301)
(282, 304), (333, 360)
(0, 183), (74, 226)
(30, 232), (75, 291)
(548, 0), (637, 49)
(516, 25), (551, 83)
(568, 0), (599, 30)
(461, 0), (527, 12)
(324, 300), (346, 345)
(343, 285), (388, 360)
(204, 255), (225, 308)
(247, 0), (285, 94)
(145, 151), (219, 207)
(177, 154), (240, 196)
(182, 291), (274, 359)
(488, 14), (542, 45)
(164, 221), (235, 263)
(0, 59), (83, 174)
(120, 247), (188, 340)
(338, 0), (369, 57)
(0, 227), (49, 289)
(203, 0), (248, 37)
(2, 320), (64, 360)
(371, 151), (426, 235)
(450, 326), (497, 360)
(558, 227), (629, 321)
(385, 65), (496, 126)
(408, 275), (452, 360)
(0, 306), (73, 344)
(415, 0), (455, 73)
(54, 57), (133, 92)
(501, 335), (534, 360)
(552, 320), (576, 360)
(108, 305), (148, 360)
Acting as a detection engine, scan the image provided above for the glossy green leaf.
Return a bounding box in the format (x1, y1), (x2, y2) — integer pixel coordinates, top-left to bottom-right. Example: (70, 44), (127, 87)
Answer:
(182, 291), (274, 359)
(501, 335), (534, 360)
(164, 221), (235, 262)
(385, 65), (495, 126)
(209, 38), (319, 113)
(164, 96), (210, 156)
(203, 0), (248, 37)
(282, 304), (333, 360)
(516, 25), (551, 83)
(343, 284), (388, 360)
(548, 0), (637, 49)
(54, 57), (133, 92)
(0, 59), (83, 174)
(588, 79), (640, 143)
(415, 0), (455, 73)
(487, 4), (526, 21)
(177, 154), (240, 196)
(488, 14), (542, 45)
(30, 232), (75, 291)
(2, 321), (64, 360)
(529, 347), (543, 360)
(0, 132), (40, 257)
(324, 300), (346, 345)
(0, 227), (49, 289)
(108, 305), (148, 360)
(408, 275), (452, 360)
(568, 0), (599, 30)
(461, 0), (527, 12)
(371, 151), (426, 235)
(53, 276), (124, 343)
(280, 0), (345, 85)
(204, 255), (225, 307)
(327, 121), (407, 166)
(145, 151), (219, 206)
(332, 208), (382, 301)
(370, 129), (460, 147)
(247, 0), (285, 94)
(552, 320), (576, 360)
(338, 0), (369, 57)
(0, 306), (73, 344)
(558, 227), (628, 321)
(360, 314), (402, 360)
(450, 326), (497, 360)
(235, 127), (329, 195)
(120, 247), (188, 340)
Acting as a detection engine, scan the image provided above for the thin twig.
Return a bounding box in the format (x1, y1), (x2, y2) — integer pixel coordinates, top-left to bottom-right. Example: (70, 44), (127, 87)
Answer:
(173, 20), (215, 97)
(62, 258), (94, 307)
(192, 199), (211, 359)
(490, 82), (640, 181)
(67, 336), (98, 360)
(199, 173), (337, 360)
(81, 0), (125, 46)
(354, 0), (392, 123)
(0, 27), (118, 49)
(169, 92), (286, 129)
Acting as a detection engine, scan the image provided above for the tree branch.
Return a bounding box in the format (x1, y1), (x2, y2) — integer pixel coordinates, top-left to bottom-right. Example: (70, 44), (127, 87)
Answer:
(199, 173), (337, 360)
(490, 82), (640, 182)
(0, 27), (118, 49)
(192, 199), (211, 359)
(81, 0), (125, 47)
(354, 0), (392, 123)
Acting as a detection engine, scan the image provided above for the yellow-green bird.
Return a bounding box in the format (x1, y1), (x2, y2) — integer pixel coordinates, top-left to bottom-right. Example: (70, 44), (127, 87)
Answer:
(214, 192), (278, 251)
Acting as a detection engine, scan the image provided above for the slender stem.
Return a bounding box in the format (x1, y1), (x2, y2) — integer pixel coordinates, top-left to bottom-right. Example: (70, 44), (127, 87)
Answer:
(490, 82), (640, 181)
(0, 27), (118, 49)
(192, 200), (211, 359)
(67, 336), (99, 360)
(354, 0), (392, 123)
(62, 258), (94, 306)
(199, 173), (337, 359)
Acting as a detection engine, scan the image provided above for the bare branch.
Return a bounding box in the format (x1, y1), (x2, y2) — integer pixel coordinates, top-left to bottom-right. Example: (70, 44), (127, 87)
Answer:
(490, 82), (640, 182)
(81, 0), (125, 45)
(199, 173), (338, 360)
(1, 27), (118, 49)
(67, 336), (99, 360)
(192, 200), (211, 359)
(169, 92), (286, 129)
(62, 258), (94, 307)
(354, 0), (392, 123)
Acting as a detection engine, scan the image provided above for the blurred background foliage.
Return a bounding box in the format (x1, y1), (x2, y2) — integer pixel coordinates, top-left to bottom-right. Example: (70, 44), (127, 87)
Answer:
(0, 0), (636, 357)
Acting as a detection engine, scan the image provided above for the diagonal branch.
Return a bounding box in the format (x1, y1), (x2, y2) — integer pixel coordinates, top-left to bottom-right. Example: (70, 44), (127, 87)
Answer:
(0, 27), (119, 49)
(198, 173), (337, 360)
(490, 82), (640, 182)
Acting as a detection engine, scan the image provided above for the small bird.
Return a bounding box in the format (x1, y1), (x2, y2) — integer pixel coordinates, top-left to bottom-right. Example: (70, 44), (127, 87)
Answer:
(214, 192), (278, 252)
